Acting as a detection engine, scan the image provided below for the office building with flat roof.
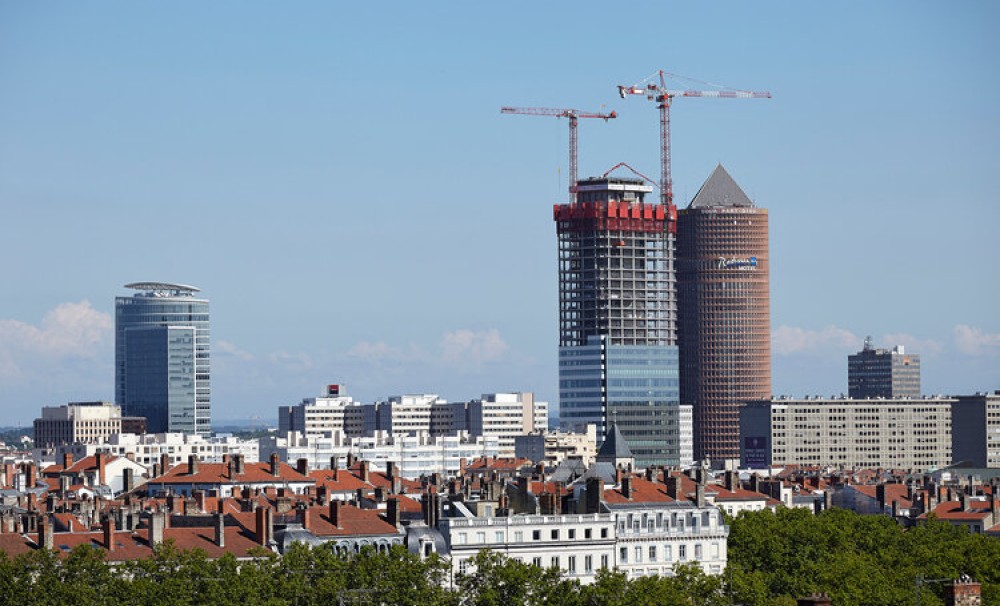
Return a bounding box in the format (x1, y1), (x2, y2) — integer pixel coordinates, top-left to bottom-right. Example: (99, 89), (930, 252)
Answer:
(848, 336), (920, 399)
(678, 165), (770, 465)
(951, 391), (1000, 468)
(740, 396), (954, 471)
(115, 282), (210, 435)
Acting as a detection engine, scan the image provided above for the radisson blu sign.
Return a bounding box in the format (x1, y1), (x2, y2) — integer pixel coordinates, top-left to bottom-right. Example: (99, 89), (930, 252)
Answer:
(717, 256), (757, 270)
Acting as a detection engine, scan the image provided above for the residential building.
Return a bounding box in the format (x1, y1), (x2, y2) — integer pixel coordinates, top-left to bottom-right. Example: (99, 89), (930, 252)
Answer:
(848, 337), (920, 399)
(145, 453), (313, 497)
(34, 402), (126, 448)
(278, 384), (364, 437)
(259, 430), (500, 478)
(951, 391), (1000, 468)
(515, 425), (598, 466)
(115, 282), (210, 435)
(554, 176), (683, 468)
(278, 387), (545, 457)
(677, 164), (771, 465)
(740, 396), (955, 471)
(49, 432), (260, 470)
(41, 452), (148, 497)
(442, 510), (617, 584)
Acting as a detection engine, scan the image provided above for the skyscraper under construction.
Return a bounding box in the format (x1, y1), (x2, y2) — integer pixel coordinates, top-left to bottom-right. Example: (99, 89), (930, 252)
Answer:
(678, 165), (770, 465)
(555, 176), (688, 468)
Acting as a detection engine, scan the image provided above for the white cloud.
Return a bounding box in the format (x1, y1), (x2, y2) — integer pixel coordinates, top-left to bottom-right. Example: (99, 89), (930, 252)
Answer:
(440, 329), (508, 365)
(0, 301), (112, 379)
(0, 300), (111, 358)
(772, 325), (858, 356)
(953, 324), (1000, 356)
(215, 339), (255, 361)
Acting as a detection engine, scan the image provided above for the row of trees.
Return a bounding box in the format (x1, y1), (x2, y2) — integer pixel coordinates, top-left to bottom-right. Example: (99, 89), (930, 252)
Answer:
(0, 508), (997, 605)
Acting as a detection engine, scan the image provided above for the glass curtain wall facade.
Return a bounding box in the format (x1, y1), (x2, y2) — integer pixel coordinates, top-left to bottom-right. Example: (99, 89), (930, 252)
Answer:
(555, 177), (682, 468)
(115, 283), (210, 435)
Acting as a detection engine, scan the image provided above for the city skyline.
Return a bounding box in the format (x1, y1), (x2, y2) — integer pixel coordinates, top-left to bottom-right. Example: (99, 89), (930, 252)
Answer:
(1, 2), (998, 426)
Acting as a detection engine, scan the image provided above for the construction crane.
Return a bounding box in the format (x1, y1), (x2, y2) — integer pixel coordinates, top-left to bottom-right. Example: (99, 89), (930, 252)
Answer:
(617, 70), (771, 232)
(500, 106), (617, 203)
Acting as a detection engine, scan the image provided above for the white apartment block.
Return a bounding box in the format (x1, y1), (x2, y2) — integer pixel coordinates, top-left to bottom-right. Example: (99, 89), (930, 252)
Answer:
(740, 396), (955, 471)
(259, 430), (499, 478)
(609, 504), (729, 578)
(50, 433), (260, 470)
(468, 393), (548, 457)
(441, 511), (616, 584)
(278, 386), (547, 457)
(515, 425), (598, 466)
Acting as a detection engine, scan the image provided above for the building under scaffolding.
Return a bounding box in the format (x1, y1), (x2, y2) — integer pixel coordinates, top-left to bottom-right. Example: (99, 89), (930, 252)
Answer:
(555, 176), (690, 468)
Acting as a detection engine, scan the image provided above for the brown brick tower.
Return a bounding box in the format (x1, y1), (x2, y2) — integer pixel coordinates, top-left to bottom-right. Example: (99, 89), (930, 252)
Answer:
(678, 165), (770, 464)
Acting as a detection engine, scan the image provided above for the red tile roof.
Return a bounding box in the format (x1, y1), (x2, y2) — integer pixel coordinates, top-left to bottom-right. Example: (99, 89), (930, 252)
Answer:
(152, 462), (314, 486)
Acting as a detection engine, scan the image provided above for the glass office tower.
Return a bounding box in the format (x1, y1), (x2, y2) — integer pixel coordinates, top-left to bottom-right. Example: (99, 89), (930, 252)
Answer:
(555, 177), (684, 468)
(115, 282), (210, 435)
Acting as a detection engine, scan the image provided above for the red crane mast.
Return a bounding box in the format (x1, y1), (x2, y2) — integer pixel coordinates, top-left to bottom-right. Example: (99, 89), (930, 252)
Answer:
(617, 70), (771, 232)
(501, 106), (617, 203)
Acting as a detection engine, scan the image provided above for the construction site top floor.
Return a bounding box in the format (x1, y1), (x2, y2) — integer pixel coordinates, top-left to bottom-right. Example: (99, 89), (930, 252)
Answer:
(574, 177), (655, 204)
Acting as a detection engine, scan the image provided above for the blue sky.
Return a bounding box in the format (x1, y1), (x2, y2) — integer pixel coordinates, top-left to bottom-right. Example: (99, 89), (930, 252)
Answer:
(1, 2), (997, 426)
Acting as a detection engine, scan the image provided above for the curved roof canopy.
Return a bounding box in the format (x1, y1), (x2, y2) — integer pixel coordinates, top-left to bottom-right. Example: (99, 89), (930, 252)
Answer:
(124, 282), (200, 294)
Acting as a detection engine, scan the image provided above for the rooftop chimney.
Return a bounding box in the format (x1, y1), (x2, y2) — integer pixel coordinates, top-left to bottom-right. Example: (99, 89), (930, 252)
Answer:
(296, 458), (309, 476)
(159, 453), (170, 475)
(270, 453), (280, 477)
(39, 514), (54, 551)
(62, 452), (73, 470)
(103, 515), (115, 552)
(123, 468), (135, 494)
(234, 454), (245, 476)
(254, 506), (272, 547)
(214, 512), (225, 547)
(329, 500), (343, 529)
(148, 511), (165, 547)
(666, 475), (682, 500)
(386, 497), (401, 529)
(188, 454), (199, 476)
(359, 461), (370, 483)
(621, 476), (633, 500)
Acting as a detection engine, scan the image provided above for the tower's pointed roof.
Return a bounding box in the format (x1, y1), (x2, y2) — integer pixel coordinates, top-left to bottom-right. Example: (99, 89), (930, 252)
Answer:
(597, 422), (634, 461)
(688, 164), (754, 209)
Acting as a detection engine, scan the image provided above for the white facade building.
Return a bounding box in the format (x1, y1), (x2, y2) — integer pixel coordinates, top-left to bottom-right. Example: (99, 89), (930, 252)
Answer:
(50, 432), (259, 470)
(441, 511), (616, 584)
(259, 430), (499, 478)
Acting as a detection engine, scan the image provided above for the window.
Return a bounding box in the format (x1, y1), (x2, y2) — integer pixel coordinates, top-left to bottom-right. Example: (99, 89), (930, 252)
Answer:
(710, 542), (719, 558)
(694, 544), (703, 559)
(551, 556), (560, 569)
(600, 554), (609, 569)
(551, 529), (559, 540)
(585, 555), (593, 572)
(664, 545), (672, 561)
(679, 545), (687, 561)
(601, 528), (608, 538)
(568, 528), (576, 539)
(476, 532), (485, 544)
(458, 559), (469, 574)
(514, 531), (523, 543)
(495, 531), (504, 543)
(532, 530), (541, 541)
(619, 547), (628, 563)
(585, 528), (592, 539)
(533, 557), (542, 567)
(635, 546), (642, 563)
(456, 532), (466, 545)
(649, 546), (657, 562)
(568, 555), (577, 573)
